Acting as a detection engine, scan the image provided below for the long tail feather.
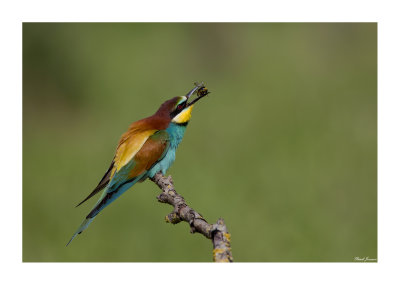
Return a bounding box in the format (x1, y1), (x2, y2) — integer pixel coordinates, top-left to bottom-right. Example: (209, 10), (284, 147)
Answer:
(67, 174), (145, 246)
(66, 217), (94, 246)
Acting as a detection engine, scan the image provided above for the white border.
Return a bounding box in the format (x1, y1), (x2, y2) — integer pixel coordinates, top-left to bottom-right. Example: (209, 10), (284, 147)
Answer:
(1, 0), (399, 284)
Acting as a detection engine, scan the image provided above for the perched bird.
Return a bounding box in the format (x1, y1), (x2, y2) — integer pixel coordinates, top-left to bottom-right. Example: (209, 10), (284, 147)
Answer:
(67, 83), (209, 246)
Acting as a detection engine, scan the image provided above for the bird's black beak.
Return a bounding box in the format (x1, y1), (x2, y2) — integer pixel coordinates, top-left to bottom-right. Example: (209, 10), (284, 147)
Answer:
(186, 82), (210, 107)
(185, 85), (201, 99)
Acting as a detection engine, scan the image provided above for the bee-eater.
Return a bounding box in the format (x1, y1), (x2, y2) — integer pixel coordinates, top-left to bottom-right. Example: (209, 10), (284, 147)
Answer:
(67, 83), (209, 246)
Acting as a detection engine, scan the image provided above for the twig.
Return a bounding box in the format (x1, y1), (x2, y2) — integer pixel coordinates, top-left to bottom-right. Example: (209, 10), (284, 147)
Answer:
(149, 172), (233, 262)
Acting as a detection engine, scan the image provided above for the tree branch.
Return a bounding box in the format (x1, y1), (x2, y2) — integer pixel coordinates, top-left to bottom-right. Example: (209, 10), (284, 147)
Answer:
(149, 172), (233, 262)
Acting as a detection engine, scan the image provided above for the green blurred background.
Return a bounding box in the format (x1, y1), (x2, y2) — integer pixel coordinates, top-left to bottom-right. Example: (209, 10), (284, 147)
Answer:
(23, 23), (377, 262)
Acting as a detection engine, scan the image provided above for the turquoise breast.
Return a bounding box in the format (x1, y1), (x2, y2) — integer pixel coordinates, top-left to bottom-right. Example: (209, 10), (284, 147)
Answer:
(147, 122), (187, 177)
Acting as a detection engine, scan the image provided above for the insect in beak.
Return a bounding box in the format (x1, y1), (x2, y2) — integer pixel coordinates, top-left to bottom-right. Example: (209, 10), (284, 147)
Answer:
(186, 82), (210, 107)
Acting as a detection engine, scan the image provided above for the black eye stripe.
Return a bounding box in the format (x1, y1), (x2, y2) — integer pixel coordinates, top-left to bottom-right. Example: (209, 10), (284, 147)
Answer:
(170, 101), (186, 118)
(177, 101), (186, 109)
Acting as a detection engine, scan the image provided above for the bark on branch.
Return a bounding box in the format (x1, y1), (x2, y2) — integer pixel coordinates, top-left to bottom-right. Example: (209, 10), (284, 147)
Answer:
(149, 172), (233, 262)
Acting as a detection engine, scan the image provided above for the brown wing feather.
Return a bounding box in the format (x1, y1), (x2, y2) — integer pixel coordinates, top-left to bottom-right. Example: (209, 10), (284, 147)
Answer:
(113, 115), (170, 172)
(127, 130), (169, 180)
(75, 109), (171, 207)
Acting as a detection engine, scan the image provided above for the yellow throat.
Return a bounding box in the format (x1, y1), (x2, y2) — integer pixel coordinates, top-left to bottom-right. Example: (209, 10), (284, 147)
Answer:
(172, 105), (194, 124)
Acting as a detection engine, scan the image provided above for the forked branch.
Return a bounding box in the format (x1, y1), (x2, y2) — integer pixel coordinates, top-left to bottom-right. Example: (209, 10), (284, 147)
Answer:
(150, 172), (233, 262)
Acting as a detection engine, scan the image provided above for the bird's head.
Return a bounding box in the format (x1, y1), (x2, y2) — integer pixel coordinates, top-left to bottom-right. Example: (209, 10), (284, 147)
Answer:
(156, 83), (210, 125)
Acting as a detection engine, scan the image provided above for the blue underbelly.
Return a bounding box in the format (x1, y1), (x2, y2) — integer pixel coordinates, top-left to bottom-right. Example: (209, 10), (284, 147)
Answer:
(147, 147), (177, 177)
(148, 122), (187, 177)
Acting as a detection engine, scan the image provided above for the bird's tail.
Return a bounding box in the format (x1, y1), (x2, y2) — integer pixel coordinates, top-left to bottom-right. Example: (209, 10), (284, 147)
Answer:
(66, 217), (94, 246)
(66, 173), (146, 246)
(66, 183), (115, 247)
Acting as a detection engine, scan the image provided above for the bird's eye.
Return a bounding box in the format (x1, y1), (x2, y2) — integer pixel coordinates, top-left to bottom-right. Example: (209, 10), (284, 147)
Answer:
(177, 103), (185, 110)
